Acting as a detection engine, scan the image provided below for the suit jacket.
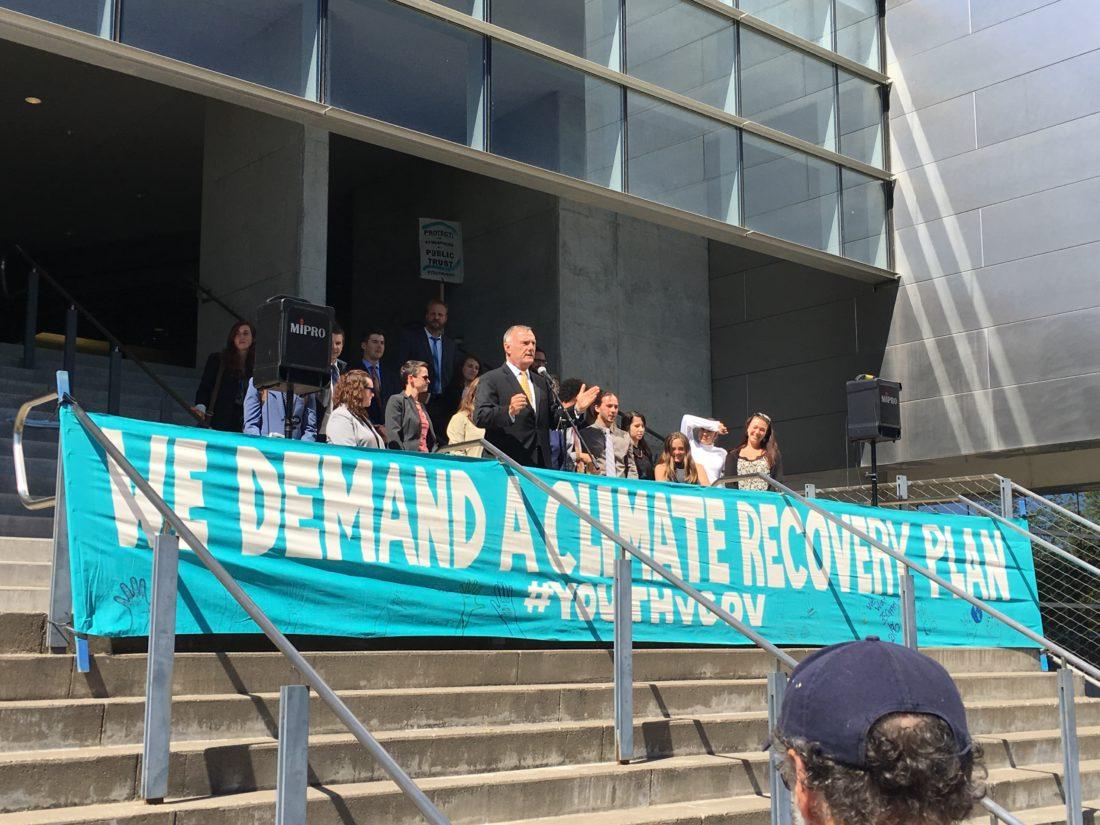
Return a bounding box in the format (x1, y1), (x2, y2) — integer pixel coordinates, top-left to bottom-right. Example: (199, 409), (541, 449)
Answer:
(194, 352), (251, 432)
(384, 392), (437, 452)
(359, 360), (397, 427)
(243, 379), (317, 441)
(397, 326), (459, 396)
(318, 360), (347, 438)
(473, 363), (577, 468)
(580, 424), (639, 479)
(326, 405), (386, 450)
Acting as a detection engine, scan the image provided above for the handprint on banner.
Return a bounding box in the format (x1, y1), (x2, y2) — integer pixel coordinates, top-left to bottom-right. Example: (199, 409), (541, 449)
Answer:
(490, 583), (524, 638)
(113, 577), (150, 635)
(456, 580), (484, 634)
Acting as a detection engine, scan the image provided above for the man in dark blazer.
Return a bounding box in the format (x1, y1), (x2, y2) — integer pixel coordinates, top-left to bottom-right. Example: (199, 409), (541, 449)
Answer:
(398, 298), (461, 439)
(474, 325), (599, 468)
(359, 328), (396, 432)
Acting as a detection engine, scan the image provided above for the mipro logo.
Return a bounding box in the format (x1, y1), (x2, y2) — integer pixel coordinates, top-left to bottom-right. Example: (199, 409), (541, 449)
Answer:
(289, 318), (327, 338)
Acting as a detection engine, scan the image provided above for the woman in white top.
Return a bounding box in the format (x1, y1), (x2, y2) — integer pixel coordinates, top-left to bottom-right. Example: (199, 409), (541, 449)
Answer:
(326, 370), (386, 450)
(679, 413), (728, 485)
(445, 377), (486, 457)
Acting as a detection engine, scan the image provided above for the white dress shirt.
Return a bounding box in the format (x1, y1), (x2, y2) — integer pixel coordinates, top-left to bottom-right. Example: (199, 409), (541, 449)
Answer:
(505, 361), (537, 415)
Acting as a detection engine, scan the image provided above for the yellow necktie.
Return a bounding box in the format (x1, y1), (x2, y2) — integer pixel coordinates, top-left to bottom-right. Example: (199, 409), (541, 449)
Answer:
(518, 371), (533, 404)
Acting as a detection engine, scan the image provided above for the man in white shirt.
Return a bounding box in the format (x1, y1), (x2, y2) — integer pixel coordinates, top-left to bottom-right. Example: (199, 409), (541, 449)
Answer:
(680, 413), (728, 485)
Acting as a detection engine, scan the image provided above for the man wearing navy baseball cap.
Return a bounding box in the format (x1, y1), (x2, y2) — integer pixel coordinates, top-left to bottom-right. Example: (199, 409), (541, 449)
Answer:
(773, 638), (986, 825)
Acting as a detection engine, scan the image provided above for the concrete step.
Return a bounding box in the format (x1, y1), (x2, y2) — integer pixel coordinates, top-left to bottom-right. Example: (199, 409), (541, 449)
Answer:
(0, 672), (1072, 752)
(0, 516), (52, 538)
(0, 588), (48, 613)
(0, 561), (50, 588)
(0, 647), (1044, 703)
(963, 799), (1100, 824)
(0, 752), (1094, 825)
(0, 436), (58, 460)
(0, 538), (51, 562)
(0, 745), (772, 816)
(0, 342), (203, 379)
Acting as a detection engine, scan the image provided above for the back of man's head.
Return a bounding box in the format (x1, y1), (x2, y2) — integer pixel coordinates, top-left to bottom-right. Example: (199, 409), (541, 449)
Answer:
(774, 639), (984, 825)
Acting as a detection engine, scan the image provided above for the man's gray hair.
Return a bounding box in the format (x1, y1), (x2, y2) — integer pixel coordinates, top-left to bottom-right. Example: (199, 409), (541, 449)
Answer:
(502, 325), (534, 345)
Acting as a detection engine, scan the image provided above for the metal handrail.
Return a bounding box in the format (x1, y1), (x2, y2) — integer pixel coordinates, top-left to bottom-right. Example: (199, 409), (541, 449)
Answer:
(437, 438), (799, 669)
(1004, 476), (1100, 538)
(63, 394), (449, 825)
(755, 472), (1100, 683)
(12, 390), (59, 509)
(190, 278), (246, 323)
(961, 497), (1100, 580)
(3, 245), (203, 424)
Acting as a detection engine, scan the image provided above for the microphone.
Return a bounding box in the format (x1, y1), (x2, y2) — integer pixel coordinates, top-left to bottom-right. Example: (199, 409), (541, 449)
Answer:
(536, 366), (549, 377)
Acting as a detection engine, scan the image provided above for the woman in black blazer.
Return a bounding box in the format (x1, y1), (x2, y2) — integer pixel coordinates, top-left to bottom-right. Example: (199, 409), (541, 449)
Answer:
(384, 360), (437, 451)
(193, 321), (255, 432)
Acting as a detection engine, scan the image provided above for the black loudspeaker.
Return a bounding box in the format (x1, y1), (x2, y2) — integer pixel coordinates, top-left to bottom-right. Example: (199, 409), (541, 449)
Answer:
(846, 377), (902, 442)
(252, 295), (334, 394)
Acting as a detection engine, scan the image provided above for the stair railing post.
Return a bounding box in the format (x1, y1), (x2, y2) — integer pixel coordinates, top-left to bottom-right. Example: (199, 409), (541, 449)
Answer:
(108, 344), (122, 415)
(276, 684), (311, 825)
(47, 371), (73, 651)
(999, 476), (1013, 519)
(1058, 665), (1084, 825)
(767, 663), (792, 825)
(63, 303), (77, 393)
(141, 530), (179, 802)
(23, 266), (39, 369)
(899, 571), (918, 650)
(613, 549), (634, 764)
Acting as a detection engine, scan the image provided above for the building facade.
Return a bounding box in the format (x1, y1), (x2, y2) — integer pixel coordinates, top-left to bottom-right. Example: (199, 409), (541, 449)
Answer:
(1, 0), (1097, 490)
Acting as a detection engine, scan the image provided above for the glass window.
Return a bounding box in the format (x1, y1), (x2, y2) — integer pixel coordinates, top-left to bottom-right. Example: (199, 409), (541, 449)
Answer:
(432, 0), (478, 13)
(835, 0), (880, 71)
(120, 0), (319, 98)
(490, 42), (622, 189)
(841, 168), (887, 267)
(742, 132), (838, 252)
(328, 0), (484, 147)
(491, 0), (620, 68)
(1, 0), (111, 35)
(625, 0), (736, 113)
(738, 0), (831, 50)
(837, 70), (882, 167)
(626, 91), (739, 224)
(739, 27), (836, 152)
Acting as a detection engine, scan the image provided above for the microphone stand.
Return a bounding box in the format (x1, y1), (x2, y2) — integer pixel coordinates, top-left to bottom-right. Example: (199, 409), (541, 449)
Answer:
(538, 366), (593, 473)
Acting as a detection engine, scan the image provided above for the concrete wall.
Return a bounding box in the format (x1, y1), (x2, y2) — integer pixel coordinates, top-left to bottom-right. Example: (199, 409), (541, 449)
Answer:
(708, 242), (894, 477)
(879, 0), (1100, 480)
(558, 200), (711, 438)
(196, 101), (328, 358)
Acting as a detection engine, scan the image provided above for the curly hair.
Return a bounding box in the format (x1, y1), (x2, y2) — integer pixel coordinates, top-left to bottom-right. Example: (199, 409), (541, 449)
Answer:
(333, 370), (373, 424)
(775, 713), (985, 825)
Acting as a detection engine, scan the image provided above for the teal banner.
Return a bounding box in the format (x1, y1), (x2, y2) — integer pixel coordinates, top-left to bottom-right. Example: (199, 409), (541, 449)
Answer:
(60, 410), (1043, 647)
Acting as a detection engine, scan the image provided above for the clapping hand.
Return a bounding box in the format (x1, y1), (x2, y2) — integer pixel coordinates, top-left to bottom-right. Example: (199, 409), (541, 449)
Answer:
(573, 384), (600, 413)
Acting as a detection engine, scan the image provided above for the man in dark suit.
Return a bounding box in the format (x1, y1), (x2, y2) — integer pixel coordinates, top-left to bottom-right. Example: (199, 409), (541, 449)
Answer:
(359, 328), (395, 434)
(398, 298), (461, 441)
(474, 325), (599, 468)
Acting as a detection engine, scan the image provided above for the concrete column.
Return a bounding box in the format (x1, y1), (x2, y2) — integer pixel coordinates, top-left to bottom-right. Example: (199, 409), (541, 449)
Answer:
(557, 200), (711, 437)
(196, 101), (328, 359)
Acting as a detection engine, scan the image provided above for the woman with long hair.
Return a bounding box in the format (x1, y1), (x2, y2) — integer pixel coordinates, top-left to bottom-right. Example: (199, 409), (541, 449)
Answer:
(723, 412), (782, 491)
(443, 355), (482, 419)
(327, 370), (386, 449)
(655, 431), (710, 486)
(193, 320), (255, 432)
(623, 410), (655, 481)
(445, 376), (486, 457)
